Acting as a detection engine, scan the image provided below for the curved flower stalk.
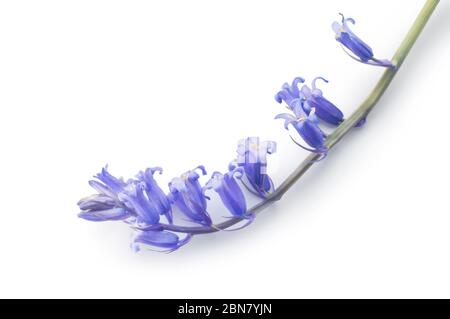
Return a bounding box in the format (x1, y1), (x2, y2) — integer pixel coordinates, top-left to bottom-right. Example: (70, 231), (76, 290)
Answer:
(333, 13), (395, 68)
(77, 0), (440, 252)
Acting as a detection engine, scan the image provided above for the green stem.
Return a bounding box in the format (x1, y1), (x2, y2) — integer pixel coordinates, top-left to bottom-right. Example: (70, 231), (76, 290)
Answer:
(161, 0), (439, 235)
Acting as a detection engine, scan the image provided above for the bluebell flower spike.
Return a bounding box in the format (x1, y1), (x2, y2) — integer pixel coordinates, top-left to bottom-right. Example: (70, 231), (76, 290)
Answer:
(333, 13), (395, 68)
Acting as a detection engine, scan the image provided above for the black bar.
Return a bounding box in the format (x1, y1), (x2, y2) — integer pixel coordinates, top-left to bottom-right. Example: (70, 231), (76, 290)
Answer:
(1, 299), (449, 317)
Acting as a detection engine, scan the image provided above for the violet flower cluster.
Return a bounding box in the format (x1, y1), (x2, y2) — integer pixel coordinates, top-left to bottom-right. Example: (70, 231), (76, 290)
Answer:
(78, 137), (276, 252)
(273, 14), (393, 154)
(77, 14), (393, 252)
(274, 76), (343, 156)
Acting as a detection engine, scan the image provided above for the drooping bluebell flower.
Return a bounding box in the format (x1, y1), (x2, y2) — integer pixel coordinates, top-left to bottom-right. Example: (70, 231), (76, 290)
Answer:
(274, 76), (357, 153)
(78, 166), (132, 222)
(168, 166), (212, 226)
(131, 230), (192, 253)
(275, 109), (327, 154)
(136, 167), (173, 223)
(203, 168), (248, 219)
(301, 77), (344, 126)
(229, 137), (277, 198)
(333, 13), (394, 68)
(275, 91), (327, 153)
(118, 181), (161, 225)
(78, 204), (131, 222)
(78, 194), (117, 211)
(89, 165), (127, 199)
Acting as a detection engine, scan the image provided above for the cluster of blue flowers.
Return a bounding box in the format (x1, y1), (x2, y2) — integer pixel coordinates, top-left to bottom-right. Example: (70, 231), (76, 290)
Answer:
(78, 14), (393, 252)
(274, 14), (393, 155)
(78, 137), (276, 252)
(275, 76), (343, 155)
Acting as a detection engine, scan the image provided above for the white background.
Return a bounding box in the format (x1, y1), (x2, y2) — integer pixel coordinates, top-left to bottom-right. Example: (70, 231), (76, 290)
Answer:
(0, 0), (449, 298)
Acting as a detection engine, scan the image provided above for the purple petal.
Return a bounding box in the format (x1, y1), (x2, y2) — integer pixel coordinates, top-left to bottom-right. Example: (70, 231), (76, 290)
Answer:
(168, 167), (211, 225)
(131, 230), (192, 252)
(77, 194), (116, 211)
(205, 169), (247, 218)
(275, 113), (297, 130)
(137, 167), (172, 222)
(78, 207), (130, 222)
(95, 166), (127, 193)
(119, 183), (160, 225)
(88, 180), (116, 198)
(274, 89), (294, 105)
(293, 119), (326, 150)
(307, 95), (344, 126)
(132, 230), (179, 250)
